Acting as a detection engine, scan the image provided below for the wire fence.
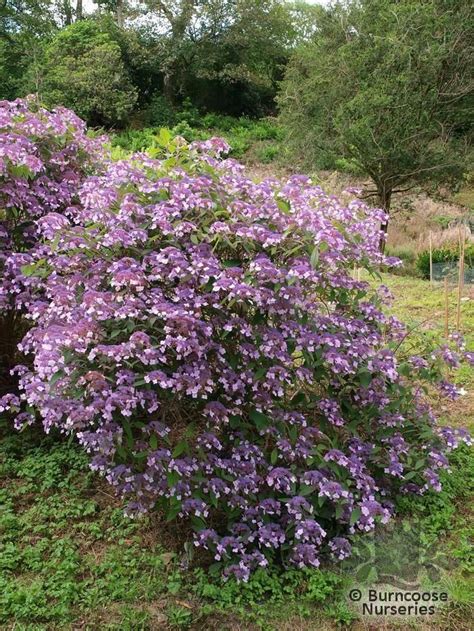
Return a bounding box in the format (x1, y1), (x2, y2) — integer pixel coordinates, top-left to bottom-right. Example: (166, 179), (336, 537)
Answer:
(431, 261), (474, 284)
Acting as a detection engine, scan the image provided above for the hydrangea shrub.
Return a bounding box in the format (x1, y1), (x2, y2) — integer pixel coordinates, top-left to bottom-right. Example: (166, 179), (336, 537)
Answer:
(0, 97), (105, 392)
(4, 132), (472, 580)
(0, 96), (105, 314)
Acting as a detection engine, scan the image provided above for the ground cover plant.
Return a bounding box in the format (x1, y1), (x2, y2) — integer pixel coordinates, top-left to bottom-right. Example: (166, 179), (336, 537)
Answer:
(1, 103), (472, 587)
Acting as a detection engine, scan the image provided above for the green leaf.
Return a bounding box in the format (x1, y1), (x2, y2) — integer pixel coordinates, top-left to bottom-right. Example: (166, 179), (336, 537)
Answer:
(276, 198), (291, 215)
(249, 409), (270, 431)
(172, 441), (188, 458)
(254, 366), (267, 380)
(49, 369), (65, 388)
(310, 245), (319, 269)
(167, 471), (179, 487)
(358, 369), (372, 387)
(166, 504), (181, 522)
(350, 507), (361, 526)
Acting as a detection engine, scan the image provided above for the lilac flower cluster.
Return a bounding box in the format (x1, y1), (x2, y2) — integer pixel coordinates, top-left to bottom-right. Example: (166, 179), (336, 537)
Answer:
(1, 106), (472, 580)
(0, 96), (105, 314)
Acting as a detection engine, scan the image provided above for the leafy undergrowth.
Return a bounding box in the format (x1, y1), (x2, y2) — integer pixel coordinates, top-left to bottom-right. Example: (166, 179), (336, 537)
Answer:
(111, 115), (285, 166)
(1, 275), (473, 631)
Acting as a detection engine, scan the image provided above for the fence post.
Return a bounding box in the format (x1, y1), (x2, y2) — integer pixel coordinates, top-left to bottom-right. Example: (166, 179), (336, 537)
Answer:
(429, 231), (433, 287)
(444, 277), (449, 338)
(456, 229), (465, 330)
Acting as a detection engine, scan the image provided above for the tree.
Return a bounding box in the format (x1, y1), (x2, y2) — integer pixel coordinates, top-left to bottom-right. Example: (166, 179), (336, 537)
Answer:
(135, 0), (302, 113)
(279, 0), (474, 249)
(0, 0), (57, 99)
(38, 19), (138, 126)
(184, 0), (297, 115)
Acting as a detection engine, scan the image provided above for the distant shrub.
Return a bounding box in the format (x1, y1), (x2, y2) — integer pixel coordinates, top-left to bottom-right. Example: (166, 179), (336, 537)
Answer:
(416, 245), (474, 279)
(141, 93), (176, 128)
(40, 20), (138, 127)
(433, 215), (454, 230)
(174, 98), (201, 127)
(200, 113), (241, 131)
(250, 120), (282, 141)
(255, 144), (279, 164)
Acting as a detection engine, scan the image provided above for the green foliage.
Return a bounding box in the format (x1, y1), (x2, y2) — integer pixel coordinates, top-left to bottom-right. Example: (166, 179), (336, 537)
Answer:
(0, 0), (56, 100)
(139, 94), (176, 127)
(434, 215), (456, 230)
(111, 116), (283, 162)
(416, 244), (474, 279)
(2, 1), (321, 125)
(279, 0), (473, 212)
(39, 19), (138, 126)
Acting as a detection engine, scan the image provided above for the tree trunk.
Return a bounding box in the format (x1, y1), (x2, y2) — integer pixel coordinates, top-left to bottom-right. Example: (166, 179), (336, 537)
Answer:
(63, 0), (73, 25)
(163, 68), (175, 105)
(378, 189), (392, 254)
(76, 0), (83, 20)
(116, 0), (124, 28)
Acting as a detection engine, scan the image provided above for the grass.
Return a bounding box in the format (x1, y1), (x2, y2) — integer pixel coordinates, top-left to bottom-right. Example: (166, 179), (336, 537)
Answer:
(0, 275), (473, 630)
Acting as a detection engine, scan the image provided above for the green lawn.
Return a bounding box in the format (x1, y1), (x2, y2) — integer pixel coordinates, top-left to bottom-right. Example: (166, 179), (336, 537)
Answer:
(1, 275), (473, 630)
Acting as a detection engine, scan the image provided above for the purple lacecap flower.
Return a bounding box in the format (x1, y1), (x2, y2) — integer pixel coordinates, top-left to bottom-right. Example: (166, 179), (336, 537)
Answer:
(289, 543), (320, 569)
(253, 523), (286, 548)
(324, 449), (349, 467)
(437, 345), (460, 368)
(197, 432), (223, 451)
(464, 351), (474, 366)
(0, 393), (20, 412)
(384, 455), (404, 478)
(215, 536), (245, 561)
(266, 467), (296, 493)
(301, 470), (325, 487)
(428, 450), (449, 470)
(438, 380), (460, 400)
(354, 499), (391, 532)
(438, 427), (472, 449)
(409, 355), (429, 370)
(222, 563), (251, 582)
(318, 398), (345, 426)
(329, 537), (352, 561)
(294, 519), (326, 544)
(257, 498), (281, 516)
(193, 528), (218, 549)
(318, 479), (350, 501)
(286, 496), (313, 519)
(13, 412), (35, 430)
(423, 468), (442, 492)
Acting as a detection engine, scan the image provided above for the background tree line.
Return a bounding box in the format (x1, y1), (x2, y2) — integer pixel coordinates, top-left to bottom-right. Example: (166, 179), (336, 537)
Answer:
(1, 0), (472, 236)
(0, 0), (321, 125)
